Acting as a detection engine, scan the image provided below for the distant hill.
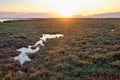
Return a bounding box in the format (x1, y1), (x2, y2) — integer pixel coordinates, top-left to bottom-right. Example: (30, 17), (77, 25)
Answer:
(75, 12), (120, 18)
(88, 12), (120, 18)
(0, 12), (54, 18)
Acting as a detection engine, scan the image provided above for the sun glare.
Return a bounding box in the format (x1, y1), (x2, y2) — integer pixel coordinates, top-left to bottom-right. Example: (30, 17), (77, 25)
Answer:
(42, 0), (78, 17)
(57, 10), (74, 17)
(41, 0), (112, 17)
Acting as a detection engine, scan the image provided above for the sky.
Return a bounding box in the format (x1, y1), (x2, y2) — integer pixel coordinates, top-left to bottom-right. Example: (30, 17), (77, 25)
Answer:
(0, 0), (120, 16)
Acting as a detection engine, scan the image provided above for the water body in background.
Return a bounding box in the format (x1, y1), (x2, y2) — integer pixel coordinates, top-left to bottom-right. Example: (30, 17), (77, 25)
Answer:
(0, 19), (17, 22)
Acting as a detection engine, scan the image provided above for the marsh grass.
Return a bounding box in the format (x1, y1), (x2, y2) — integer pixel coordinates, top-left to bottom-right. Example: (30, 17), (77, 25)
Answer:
(0, 18), (120, 80)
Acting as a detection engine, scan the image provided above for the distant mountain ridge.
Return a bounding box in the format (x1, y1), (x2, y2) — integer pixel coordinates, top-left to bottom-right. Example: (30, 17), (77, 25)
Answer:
(0, 12), (120, 18)
(89, 12), (120, 18)
(75, 12), (120, 18)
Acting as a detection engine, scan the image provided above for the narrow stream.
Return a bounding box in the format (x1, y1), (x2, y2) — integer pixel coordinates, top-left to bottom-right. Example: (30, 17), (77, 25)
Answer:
(14, 34), (64, 65)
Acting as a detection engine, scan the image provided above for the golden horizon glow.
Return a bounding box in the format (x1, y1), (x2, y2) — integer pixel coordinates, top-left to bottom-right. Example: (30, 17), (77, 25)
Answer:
(0, 0), (120, 17)
(57, 12), (73, 18)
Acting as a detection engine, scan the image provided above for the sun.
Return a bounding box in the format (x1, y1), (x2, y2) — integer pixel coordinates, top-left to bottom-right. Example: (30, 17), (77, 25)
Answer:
(42, 0), (79, 17)
(58, 11), (73, 17)
(56, 9), (75, 18)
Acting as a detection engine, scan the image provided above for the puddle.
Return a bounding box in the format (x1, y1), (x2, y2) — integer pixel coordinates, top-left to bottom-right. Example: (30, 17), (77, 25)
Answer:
(14, 34), (64, 65)
(111, 29), (115, 32)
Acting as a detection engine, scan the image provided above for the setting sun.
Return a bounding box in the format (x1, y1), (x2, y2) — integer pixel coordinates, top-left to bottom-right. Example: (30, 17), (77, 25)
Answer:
(57, 10), (73, 17)
(42, 0), (77, 17)
(56, 9), (74, 17)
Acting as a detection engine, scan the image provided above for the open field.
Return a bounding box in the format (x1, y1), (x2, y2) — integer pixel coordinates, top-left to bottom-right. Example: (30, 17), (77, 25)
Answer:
(0, 18), (120, 80)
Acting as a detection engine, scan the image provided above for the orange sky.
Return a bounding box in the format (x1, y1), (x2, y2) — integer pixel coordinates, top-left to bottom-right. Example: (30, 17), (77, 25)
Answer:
(0, 0), (120, 16)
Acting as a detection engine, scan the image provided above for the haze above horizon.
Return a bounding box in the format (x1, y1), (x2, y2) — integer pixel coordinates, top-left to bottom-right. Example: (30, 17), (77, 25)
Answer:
(0, 0), (120, 17)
